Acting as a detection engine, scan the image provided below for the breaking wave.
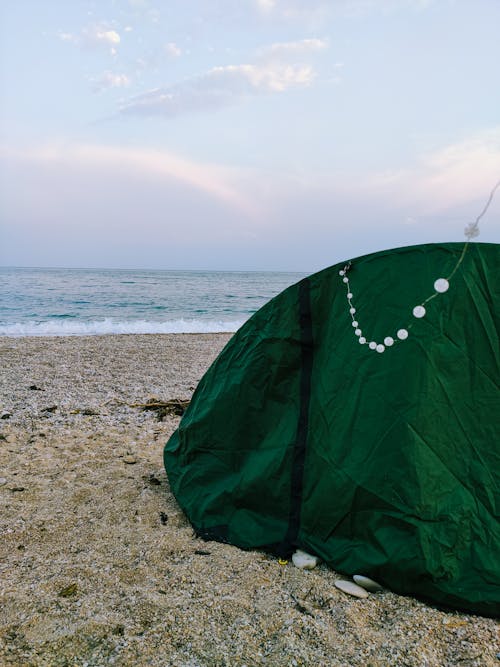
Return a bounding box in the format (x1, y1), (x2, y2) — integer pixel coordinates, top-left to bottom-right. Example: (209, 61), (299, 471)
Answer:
(0, 318), (246, 337)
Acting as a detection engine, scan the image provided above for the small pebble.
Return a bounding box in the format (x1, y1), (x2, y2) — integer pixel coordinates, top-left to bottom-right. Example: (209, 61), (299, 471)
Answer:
(123, 455), (137, 464)
(353, 574), (384, 593)
(334, 580), (369, 599)
(292, 549), (320, 570)
(0, 478), (7, 486)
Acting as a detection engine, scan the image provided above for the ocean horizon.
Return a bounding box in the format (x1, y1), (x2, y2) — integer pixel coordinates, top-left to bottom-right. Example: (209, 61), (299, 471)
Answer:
(0, 266), (306, 336)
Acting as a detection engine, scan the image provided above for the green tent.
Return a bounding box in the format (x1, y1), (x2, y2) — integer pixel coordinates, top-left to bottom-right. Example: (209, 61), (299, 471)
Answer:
(164, 242), (500, 617)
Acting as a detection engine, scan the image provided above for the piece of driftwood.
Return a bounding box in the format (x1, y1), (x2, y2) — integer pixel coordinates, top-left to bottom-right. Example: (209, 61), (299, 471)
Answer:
(131, 398), (190, 421)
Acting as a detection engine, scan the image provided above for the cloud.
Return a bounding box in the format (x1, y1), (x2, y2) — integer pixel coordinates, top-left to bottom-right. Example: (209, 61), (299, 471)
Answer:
(255, 0), (277, 11)
(253, 0), (437, 21)
(58, 32), (78, 44)
(0, 142), (259, 219)
(357, 128), (500, 218)
(253, 0), (331, 22)
(259, 38), (328, 58)
(232, 127), (500, 267)
(0, 141), (266, 268)
(216, 62), (315, 91)
(86, 26), (120, 47)
(59, 24), (121, 54)
(165, 42), (182, 58)
(119, 36), (327, 118)
(119, 61), (316, 117)
(345, 0), (435, 13)
(91, 71), (131, 92)
(1, 130), (498, 271)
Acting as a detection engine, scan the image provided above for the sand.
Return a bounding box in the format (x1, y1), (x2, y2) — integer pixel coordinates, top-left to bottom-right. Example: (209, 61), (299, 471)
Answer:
(0, 334), (498, 667)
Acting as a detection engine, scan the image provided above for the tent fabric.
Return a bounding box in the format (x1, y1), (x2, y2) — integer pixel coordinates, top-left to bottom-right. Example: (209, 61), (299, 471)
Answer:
(164, 242), (500, 617)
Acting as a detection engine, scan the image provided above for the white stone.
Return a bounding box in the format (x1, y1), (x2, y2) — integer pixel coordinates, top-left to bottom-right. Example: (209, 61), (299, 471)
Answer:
(334, 580), (369, 599)
(353, 574), (384, 593)
(397, 329), (408, 340)
(291, 549), (320, 570)
(0, 478), (7, 486)
(434, 278), (449, 293)
(413, 305), (426, 318)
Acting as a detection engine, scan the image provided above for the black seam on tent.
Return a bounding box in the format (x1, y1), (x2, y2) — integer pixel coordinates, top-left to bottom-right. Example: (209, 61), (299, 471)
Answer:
(278, 278), (313, 557)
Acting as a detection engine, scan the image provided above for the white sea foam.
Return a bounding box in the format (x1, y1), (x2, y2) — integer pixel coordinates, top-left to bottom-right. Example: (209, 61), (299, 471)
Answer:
(0, 318), (246, 337)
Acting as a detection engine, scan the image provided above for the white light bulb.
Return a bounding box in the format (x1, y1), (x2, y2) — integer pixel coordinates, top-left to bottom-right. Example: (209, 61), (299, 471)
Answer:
(413, 305), (426, 318)
(434, 278), (449, 293)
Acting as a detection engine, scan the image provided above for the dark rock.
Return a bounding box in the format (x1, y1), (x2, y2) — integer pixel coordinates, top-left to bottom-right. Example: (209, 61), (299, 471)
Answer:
(148, 474), (161, 486)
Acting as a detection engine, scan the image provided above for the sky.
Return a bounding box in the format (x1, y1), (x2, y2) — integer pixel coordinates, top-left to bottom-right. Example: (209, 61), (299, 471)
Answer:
(0, 0), (499, 271)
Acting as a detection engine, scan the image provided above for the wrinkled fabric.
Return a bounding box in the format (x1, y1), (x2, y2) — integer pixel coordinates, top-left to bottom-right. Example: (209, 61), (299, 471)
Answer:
(164, 242), (500, 617)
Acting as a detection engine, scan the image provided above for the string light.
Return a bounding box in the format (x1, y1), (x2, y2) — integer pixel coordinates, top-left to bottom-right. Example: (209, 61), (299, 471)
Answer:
(340, 265), (449, 353)
(340, 179), (500, 354)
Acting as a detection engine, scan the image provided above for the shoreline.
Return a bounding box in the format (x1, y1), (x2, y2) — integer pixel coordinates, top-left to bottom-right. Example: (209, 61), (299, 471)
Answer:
(0, 335), (498, 666)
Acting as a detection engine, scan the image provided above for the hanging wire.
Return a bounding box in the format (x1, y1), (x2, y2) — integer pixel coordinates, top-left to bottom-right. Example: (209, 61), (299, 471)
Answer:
(464, 178), (500, 240)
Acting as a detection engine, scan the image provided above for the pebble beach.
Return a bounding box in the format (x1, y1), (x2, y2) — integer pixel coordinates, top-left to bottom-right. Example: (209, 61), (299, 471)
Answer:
(0, 334), (498, 667)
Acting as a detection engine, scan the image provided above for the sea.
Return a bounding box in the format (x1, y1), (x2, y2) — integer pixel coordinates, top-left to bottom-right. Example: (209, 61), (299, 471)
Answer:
(0, 267), (307, 336)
